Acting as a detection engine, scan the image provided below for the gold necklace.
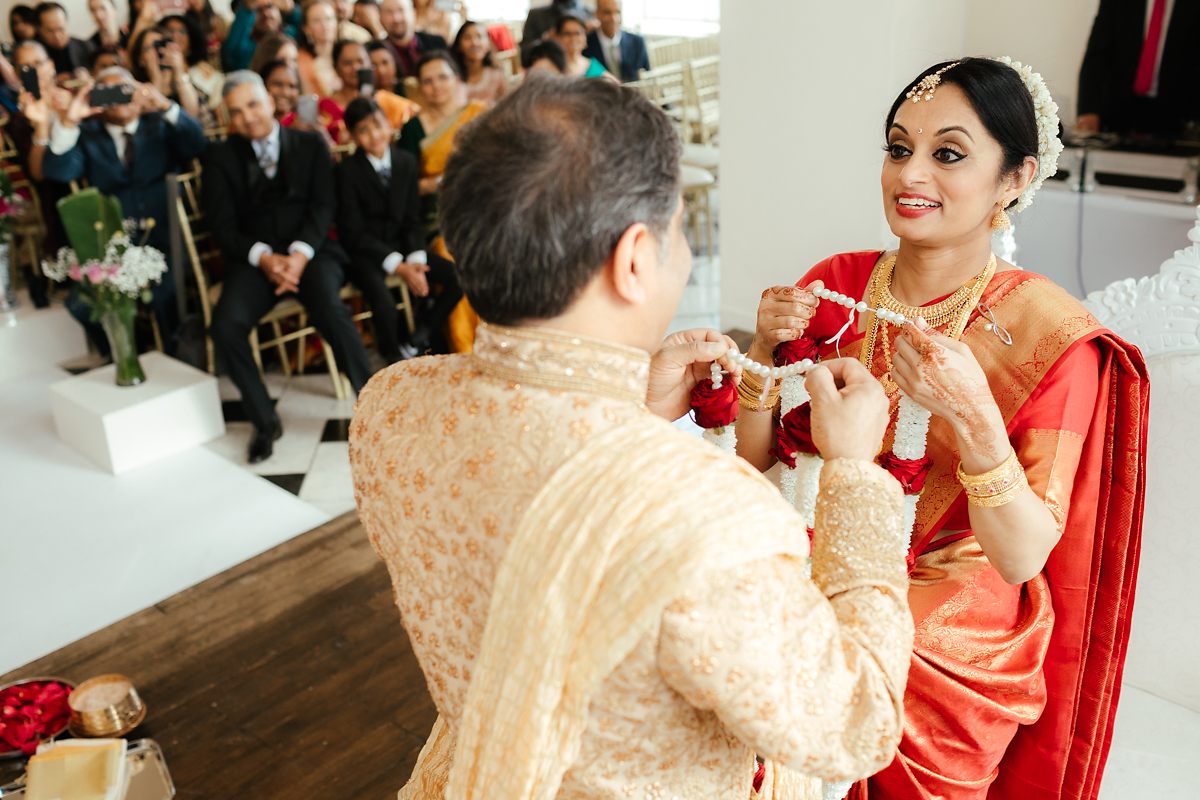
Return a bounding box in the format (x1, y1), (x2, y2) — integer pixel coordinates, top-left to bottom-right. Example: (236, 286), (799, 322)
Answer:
(859, 253), (997, 394)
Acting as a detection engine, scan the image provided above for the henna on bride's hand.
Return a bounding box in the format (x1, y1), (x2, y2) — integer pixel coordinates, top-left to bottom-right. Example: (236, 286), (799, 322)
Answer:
(903, 326), (1001, 463)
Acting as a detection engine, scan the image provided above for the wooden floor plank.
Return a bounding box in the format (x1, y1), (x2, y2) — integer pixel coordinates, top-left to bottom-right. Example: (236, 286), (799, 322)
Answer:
(1, 514), (437, 798)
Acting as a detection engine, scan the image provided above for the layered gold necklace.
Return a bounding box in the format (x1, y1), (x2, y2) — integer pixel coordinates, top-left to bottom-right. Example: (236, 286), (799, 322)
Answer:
(859, 252), (996, 394)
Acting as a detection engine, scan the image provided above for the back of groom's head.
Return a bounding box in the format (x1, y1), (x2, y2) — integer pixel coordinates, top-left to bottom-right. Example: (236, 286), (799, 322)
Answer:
(439, 75), (681, 327)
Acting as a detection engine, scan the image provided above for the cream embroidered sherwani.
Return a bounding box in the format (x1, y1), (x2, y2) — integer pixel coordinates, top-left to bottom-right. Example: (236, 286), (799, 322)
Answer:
(350, 324), (914, 799)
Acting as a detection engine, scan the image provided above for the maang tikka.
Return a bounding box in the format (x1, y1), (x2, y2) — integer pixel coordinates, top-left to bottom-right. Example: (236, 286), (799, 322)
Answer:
(906, 61), (962, 103)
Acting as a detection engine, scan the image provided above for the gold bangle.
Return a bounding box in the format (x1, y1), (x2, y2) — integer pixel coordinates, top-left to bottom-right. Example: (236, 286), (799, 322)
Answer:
(736, 372), (778, 412)
(957, 450), (1028, 508)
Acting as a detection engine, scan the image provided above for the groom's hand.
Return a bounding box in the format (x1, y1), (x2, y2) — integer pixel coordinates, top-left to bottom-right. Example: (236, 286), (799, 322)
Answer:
(646, 329), (742, 422)
(806, 358), (888, 462)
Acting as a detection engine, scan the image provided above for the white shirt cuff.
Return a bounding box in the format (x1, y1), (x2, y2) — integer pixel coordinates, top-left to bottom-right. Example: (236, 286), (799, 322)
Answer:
(288, 241), (315, 261)
(163, 103), (181, 125)
(405, 249), (427, 265)
(48, 120), (81, 155)
(382, 252), (404, 274)
(248, 242), (272, 268)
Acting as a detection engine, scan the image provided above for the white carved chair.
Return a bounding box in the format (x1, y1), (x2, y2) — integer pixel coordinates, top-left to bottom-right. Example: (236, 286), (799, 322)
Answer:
(1083, 204), (1200, 714)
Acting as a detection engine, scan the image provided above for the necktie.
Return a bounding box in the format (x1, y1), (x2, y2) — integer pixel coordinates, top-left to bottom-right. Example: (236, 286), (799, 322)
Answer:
(378, 165), (391, 182)
(122, 131), (135, 173)
(1133, 0), (1168, 96)
(257, 142), (277, 179)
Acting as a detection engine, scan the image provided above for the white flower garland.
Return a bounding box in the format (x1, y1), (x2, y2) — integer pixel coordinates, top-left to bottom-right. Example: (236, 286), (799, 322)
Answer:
(893, 393), (933, 537)
(993, 56), (1063, 215)
(42, 233), (167, 298)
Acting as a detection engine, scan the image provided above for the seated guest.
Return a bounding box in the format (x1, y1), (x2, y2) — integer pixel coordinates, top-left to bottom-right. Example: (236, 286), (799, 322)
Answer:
(203, 71), (373, 463)
(332, 0), (372, 43)
(86, 0), (128, 52)
(519, 0), (591, 62)
(129, 27), (210, 127)
(522, 38), (566, 76)
(185, 0), (228, 54)
(328, 38), (418, 131)
(583, 0), (648, 83)
(43, 67), (207, 352)
(451, 20), (507, 106)
(337, 97), (461, 360)
(262, 59), (341, 146)
(36, 2), (96, 77)
(379, 0), (445, 79)
(398, 51), (486, 351)
(161, 13), (224, 111)
(365, 39), (399, 94)
(555, 14), (609, 79)
(297, 0), (340, 96)
(9, 6), (40, 45)
(353, 0), (386, 40)
(249, 31), (298, 76)
(222, 0), (287, 73)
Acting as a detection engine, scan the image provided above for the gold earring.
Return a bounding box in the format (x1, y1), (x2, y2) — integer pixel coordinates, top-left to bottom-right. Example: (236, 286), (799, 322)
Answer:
(991, 209), (1011, 231)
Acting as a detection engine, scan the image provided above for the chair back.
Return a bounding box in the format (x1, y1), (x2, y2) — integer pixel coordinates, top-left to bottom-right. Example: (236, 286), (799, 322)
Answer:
(647, 37), (685, 69)
(685, 55), (720, 144)
(1084, 206), (1200, 713)
(57, 188), (123, 261)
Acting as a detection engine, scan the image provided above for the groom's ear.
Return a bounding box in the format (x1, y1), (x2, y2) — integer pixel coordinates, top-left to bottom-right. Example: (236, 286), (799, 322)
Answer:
(607, 221), (655, 306)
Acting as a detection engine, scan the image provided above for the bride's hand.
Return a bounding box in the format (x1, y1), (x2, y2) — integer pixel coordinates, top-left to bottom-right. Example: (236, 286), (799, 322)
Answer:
(748, 281), (822, 362)
(892, 322), (1007, 465)
(646, 329), (742, 422)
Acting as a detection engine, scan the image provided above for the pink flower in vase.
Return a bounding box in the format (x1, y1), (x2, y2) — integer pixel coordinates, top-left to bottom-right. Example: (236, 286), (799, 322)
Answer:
(86, 265), (106, 284)
(68, 265), (83, 281)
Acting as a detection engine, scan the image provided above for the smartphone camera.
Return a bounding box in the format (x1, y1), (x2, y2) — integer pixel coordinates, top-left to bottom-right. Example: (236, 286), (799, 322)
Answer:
(19, 65), (41, 101)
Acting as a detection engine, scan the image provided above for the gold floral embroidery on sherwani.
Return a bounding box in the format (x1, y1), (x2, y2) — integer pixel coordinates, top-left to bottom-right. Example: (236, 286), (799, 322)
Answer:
(350, 323), (914, 799)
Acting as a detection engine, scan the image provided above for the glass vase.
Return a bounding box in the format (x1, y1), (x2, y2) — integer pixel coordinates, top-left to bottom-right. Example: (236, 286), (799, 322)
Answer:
(0, 241), (15, 313)
(100, 305), (146, 387)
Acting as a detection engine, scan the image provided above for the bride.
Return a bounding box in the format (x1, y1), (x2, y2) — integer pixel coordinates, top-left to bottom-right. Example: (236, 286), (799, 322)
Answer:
(734, 57), (1149, 799)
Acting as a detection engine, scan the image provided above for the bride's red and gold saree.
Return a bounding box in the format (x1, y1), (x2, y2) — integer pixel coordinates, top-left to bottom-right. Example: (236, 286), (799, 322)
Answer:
(795, 251), (1148, 800)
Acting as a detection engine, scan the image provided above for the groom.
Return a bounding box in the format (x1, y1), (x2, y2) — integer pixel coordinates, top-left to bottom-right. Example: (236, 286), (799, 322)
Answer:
(349, 75), (914, 798)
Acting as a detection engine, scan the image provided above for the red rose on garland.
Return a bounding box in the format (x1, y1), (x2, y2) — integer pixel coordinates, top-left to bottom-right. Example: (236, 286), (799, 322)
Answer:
(0, 679), (72, 755)
(774, 335), (820, 367)
(690, 377), (738, 430)
(878, 452), (934, 495)
(771, 403), (819, 468)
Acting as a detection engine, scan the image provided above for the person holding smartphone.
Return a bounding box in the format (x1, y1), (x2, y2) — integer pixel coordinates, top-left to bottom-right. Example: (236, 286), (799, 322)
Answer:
(42, 67), (207, 353)
(260, 58), (338, 148)
(327, 38), (416, 134)
(128, 26), (208, 126)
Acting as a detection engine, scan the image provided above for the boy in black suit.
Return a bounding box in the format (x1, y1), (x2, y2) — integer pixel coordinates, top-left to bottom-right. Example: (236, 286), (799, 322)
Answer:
(337, 97), (462, 361)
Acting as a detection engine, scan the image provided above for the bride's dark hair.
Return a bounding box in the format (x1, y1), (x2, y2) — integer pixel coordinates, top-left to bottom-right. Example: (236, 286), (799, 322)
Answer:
(885, 58), (1039, 209)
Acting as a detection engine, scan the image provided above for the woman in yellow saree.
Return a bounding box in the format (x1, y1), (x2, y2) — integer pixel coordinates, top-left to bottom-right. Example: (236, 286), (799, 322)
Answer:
(399, 50), (488, 352)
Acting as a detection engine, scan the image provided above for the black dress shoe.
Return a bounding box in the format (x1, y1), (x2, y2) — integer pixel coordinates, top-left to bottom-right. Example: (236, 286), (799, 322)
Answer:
(248, 420), (283, 464)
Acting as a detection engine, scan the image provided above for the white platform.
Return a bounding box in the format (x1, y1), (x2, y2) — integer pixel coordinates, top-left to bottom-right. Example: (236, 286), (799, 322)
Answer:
(50, 352), (225, 474)
(0, 297), (88, 382)
(0, 367), (331, 673)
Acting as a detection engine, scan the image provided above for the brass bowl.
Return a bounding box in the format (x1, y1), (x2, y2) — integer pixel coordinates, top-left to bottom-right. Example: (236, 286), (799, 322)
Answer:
(0, 676), (75, 759)
(66, 674), (147, 739)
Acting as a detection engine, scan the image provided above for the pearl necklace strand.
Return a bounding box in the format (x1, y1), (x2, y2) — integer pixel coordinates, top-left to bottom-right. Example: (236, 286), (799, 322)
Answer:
(723, 286), (914, 380)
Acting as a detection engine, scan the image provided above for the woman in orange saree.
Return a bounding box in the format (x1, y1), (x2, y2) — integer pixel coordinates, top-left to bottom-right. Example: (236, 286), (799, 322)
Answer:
(735, 58), (1148, 800)
(399, 50), (488, 353)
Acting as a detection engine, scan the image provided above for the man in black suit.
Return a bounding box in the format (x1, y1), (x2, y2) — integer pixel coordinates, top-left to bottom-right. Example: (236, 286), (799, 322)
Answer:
(337, 98), (462, 361)
(1078, 0), (1200, 137)
(379, 0), (446, 79)
(35, 2), (96, 78)
(204, 71), (374, 463)
(583, 0), (649, 83)
(43, 66), (206, 352)
(520, 0), (592, 63)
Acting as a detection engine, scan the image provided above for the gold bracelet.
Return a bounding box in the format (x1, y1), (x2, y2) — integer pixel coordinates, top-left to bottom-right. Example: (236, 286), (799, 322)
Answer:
(956, 450), (1028, 508)
(737, 371), (779, 412)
